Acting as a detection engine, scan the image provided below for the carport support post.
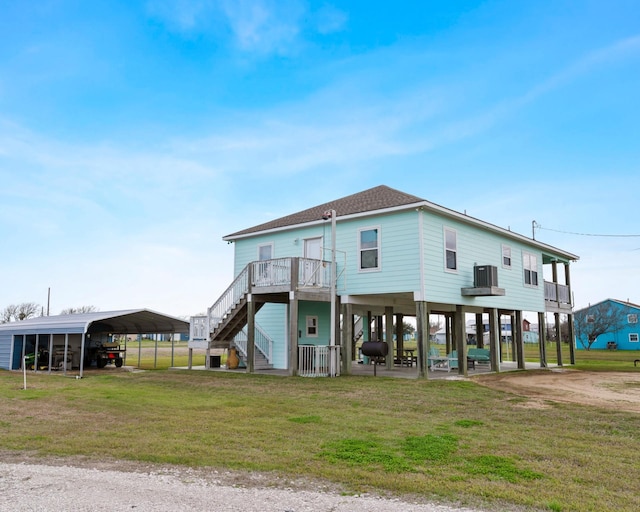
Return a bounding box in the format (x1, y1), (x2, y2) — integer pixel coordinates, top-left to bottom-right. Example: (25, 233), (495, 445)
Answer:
(455, 306), (467, 377)
(63, 333), (69, 375)
(154, 336), (158, 369)
(489, 308), (500, 372)
(515, 310), (525, 369)
(538, 312), (547, 368)
(415, 301), (428, 378)
(47, 334), (53, 375)
(137, 334), (142, 368)
(79, 332), (86, 378)
(385, 306), (394, 370)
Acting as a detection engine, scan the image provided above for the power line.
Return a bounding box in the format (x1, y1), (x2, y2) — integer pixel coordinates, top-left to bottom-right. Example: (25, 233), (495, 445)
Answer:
(533, 221), (640, 238)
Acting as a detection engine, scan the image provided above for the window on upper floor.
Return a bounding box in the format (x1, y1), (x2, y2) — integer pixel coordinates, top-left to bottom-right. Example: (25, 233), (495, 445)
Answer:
(628, 314), (638, 324)
(358, 227), (380, 271)
(629, 333), (639, 343)
(258, 243), (273, 261)
(306, 316), (318, 337)
(523, 252), (538, 287)
(444, 227), (457, 272)
(502, 245), (512, 269)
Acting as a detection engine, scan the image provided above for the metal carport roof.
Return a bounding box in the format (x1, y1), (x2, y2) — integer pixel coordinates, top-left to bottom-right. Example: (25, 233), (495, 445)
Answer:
(0, 309), (190, 375)
(0, 309), (189, 335)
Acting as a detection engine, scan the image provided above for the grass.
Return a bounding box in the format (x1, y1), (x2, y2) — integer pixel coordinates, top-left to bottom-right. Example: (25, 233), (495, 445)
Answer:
(1, 367), (639, 512)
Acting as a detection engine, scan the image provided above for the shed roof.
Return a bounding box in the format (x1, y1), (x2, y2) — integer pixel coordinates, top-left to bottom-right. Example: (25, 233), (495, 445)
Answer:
(0, 309), (189, 335)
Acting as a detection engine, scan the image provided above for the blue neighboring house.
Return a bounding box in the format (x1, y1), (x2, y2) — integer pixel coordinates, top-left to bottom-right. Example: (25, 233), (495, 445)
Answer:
(196, 185), (579, 377)
(574, 299), (640, 350)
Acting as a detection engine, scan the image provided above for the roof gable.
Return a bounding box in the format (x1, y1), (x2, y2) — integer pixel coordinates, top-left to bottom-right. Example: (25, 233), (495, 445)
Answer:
(224, 185), (423, 239)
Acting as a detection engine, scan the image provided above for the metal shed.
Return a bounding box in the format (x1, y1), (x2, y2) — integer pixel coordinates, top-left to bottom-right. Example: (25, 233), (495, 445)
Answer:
(0, 309), (189, 377)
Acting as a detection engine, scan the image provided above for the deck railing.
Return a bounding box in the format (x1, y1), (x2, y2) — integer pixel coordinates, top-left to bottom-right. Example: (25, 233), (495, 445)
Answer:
(209, 257), (331, 337)
(544, 281), (571, 305)
(298, 258), (332, 288)
(298, 345), (341, 377)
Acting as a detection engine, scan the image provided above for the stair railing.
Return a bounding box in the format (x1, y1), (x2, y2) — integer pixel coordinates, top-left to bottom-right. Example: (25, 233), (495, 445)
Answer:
(208, 265), (250, 333)
(233, 324), (273, 363)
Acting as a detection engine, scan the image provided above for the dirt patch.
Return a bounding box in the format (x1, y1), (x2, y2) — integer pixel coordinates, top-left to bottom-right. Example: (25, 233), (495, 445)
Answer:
(474, 369), (640, 413)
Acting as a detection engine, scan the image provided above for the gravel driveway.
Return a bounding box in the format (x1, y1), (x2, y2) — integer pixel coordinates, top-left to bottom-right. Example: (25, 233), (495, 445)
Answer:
(0, 461), (482, 512)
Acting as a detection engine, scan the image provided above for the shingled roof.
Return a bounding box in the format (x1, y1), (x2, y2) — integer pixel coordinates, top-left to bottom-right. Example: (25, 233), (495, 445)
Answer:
(224, 185), (424, 239)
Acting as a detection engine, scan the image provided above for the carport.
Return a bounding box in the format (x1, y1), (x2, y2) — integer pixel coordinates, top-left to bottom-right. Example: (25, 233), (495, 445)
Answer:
(0, 309), (189, 378)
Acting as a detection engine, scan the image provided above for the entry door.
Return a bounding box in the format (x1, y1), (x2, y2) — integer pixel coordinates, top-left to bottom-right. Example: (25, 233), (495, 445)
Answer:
(256, 243), (273, 285)
(303, 237), (323, 286)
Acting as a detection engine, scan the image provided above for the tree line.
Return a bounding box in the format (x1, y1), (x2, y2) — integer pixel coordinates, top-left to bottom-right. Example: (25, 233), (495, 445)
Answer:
(1, 303), (98, 323)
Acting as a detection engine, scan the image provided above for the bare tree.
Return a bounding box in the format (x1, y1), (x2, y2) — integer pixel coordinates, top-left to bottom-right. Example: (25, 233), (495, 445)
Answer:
(574, 301), (630, 350)
(60, 305), (99, 315)
(1, 303), (41, 322)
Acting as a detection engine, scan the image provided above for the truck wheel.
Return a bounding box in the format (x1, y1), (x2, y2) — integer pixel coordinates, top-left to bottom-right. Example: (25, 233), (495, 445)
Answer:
(96, 357), (106, 369)
(115, 358), (123, 368)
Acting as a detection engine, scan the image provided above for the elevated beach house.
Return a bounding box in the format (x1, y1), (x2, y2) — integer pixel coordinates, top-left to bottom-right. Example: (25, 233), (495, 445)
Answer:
(193, 185), (579, 377)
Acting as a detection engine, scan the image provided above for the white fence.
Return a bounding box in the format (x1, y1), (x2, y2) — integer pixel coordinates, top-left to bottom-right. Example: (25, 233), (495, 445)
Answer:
(298, 345), (341, 377)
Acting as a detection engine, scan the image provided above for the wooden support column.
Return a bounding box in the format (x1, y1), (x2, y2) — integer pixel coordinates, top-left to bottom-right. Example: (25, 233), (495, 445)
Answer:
(385, 306), (394, 369)
(445, 313), (452, 355)
(565, 262), (575, 365)
(341, 303), (353, 375)
(497, 312), (503, 363)
(509, 313), (517, 362)
(365, 311), (372, 342)
(415, 301), (428, 378)
(515, 310), (525, 369)
(567, 313), (576, 365)
(555, 312), (563, 366)
(475, 313), (484, 348)
(246, 296), (255, 374)
(455, 306), (467, 376)
(489, 308), (500, 372)
(395, 313), (404, 363)
(288, 292), (299, 376)
(538, 312), (548, 368)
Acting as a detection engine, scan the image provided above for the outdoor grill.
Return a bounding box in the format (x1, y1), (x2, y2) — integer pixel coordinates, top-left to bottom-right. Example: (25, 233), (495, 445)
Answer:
(361, 341), (388, 376)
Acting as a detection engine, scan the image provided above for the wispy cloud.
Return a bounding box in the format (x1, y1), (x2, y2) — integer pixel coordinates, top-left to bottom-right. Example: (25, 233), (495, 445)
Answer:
(146, 0), (346, 55)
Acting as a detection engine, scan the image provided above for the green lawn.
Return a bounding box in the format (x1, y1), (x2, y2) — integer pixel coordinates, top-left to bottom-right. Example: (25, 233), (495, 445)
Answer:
(1, 366), (639, 512)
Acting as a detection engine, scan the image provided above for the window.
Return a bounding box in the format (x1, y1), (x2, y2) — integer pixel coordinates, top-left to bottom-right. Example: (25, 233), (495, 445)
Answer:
(358, 227), (380, 270)
(444, 228), (457, 271)
(502, 245), (512, 269)
(306, 316), (318, 337)
(523, 252), (538, 286)
(630, 333), (639, 343)
(628, 314), (638, 324)
(258, 243), (273, 261)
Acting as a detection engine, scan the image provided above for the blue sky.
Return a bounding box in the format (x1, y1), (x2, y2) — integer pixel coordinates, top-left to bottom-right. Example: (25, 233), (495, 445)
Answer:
(1, 0), (639, 318)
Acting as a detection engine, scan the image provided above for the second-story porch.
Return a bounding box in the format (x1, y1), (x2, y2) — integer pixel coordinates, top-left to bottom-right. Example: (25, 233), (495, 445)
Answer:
(200, 257), (334, 373)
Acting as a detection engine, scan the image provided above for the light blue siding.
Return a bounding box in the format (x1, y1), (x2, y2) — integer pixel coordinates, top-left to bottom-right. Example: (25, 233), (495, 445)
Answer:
(337, 210), (421, 294)
(421, 210), (546, 312)
(256, 304), (287, 368)
(298, 301), (331, 346)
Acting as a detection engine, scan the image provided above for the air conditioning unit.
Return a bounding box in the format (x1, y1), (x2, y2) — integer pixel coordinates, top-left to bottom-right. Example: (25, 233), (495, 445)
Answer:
(474, 265), (498, 287)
